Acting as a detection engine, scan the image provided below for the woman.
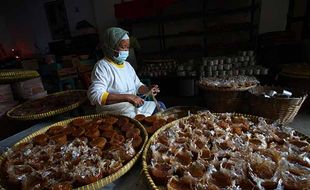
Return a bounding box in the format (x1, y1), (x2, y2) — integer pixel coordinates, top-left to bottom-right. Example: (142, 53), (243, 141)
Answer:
(88, 27), (161, 118)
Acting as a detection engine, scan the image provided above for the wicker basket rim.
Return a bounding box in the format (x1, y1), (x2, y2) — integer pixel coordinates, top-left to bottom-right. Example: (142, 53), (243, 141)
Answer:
(249, 93), (308, 103)
(0, 70), (40, 83)
(0, 113), (148, 190)
(6, 90), (87, 121)
(0, 70), (39, 76)
(249, 86), (308, 102)
(198, 83), (257, 91)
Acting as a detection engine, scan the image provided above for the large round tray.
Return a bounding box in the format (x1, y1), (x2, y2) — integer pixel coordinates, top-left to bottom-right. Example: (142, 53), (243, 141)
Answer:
(7, 90), (87, 121)
(0, 113), (148, 190)
(142, 113), (309, 190)
(0, 70), (40, 83)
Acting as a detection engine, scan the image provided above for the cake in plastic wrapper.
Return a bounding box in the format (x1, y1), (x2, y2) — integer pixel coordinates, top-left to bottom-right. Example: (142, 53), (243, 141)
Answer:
(199, 76), (259, 90)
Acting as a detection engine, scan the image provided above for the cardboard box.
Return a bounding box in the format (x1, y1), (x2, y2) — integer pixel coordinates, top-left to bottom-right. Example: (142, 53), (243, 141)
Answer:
(56, 67), (77, 77)
(12, 77), (45, 100)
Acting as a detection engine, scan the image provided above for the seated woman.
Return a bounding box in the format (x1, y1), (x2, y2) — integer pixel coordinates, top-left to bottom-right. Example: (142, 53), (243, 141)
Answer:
(88, 27), (164, 117)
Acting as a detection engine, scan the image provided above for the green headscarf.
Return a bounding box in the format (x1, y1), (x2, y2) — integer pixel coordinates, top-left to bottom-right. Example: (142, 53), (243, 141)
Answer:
(102, 27), (129, 64)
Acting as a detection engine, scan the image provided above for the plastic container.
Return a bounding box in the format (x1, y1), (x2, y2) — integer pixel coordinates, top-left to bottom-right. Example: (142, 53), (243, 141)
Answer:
(213, 71), (219, 77)
(247, 69), (253, 75)
(218, 64), (224, 70)
(12, 77), (45, 100)
(254, 68), (260, 75)
(261, 68), (269, 75)
(248, 50), (254, 56)
(239, 56), (245, 62)
(223, 64), (230, 70)
(240, 69), (246, 75)
(226, 58), (232, 64)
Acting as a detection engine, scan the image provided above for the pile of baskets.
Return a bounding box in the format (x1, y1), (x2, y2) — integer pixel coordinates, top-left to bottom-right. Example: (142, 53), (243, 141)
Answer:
(199, 85), (251, 113)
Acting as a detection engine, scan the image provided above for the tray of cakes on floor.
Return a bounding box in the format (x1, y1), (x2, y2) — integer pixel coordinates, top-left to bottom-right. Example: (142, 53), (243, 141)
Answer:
(7, 90), (87, 120)
(134, 106), (207, 136)
(142, 111), (310, 190)
(0, 114), (148, 190)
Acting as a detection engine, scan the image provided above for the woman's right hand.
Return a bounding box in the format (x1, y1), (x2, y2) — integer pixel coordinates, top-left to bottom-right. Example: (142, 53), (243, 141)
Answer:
(127, 94), (144, 107)
(150, 85), (160, 96)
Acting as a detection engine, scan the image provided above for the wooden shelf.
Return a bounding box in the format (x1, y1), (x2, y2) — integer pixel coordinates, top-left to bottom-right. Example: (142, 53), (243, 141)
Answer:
(139, 40), (250, 56)
(206, 5), (257, 16)
(120, 0), (260, 57)
(138, 23), (256, 41)
(138, 32), (204, 41)
(121, 5), (258, 26)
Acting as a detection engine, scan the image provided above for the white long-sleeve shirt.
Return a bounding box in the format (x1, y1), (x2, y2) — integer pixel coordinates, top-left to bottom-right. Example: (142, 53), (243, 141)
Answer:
(87, 58), (144, 107)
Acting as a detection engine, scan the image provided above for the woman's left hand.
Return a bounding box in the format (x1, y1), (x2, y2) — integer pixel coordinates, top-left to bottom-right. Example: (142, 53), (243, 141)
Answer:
(127, 94), (144, 107)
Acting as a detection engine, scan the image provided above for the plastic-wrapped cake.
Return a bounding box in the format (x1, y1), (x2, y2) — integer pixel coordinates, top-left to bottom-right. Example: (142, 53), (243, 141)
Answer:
(144, 112), (310, 190)
(199, 76), (259, 90)
(0, 115), (145, 189)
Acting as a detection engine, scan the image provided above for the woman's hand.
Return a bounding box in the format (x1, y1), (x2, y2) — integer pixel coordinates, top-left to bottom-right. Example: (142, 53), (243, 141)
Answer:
(150, 85), (160, 96)
(127, 94), (144, 107)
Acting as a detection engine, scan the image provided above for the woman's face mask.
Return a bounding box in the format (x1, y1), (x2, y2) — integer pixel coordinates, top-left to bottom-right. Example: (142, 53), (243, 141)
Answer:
(116, 50), (129, 61)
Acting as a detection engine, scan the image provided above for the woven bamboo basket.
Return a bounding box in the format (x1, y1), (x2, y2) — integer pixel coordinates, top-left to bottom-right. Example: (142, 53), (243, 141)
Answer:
(142, 113), (309, 190)
(7, 90), (87, 121)
(0, 70), (40, 84)
(248, 85), (308, 124)
(199, 84), (257, 113)
(0, 113), (148, 190)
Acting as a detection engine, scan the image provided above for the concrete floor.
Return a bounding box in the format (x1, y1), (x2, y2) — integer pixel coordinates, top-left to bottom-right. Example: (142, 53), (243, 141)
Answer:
(287, 111), (310, 136)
